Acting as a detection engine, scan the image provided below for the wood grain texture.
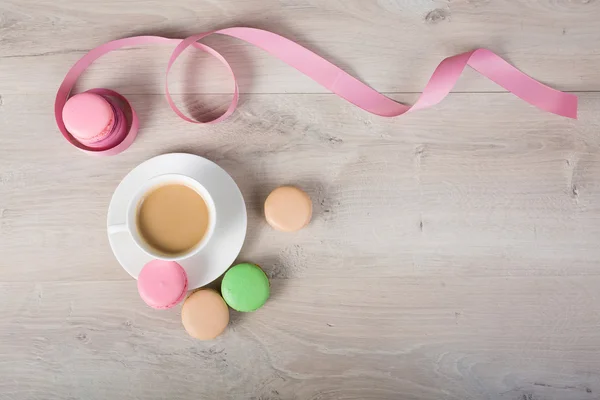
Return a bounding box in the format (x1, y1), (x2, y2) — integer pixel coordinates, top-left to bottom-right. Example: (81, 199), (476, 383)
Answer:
(2, 0), (600, 399)
(1, 277), (600, 400)
(2, 0), (600, 95)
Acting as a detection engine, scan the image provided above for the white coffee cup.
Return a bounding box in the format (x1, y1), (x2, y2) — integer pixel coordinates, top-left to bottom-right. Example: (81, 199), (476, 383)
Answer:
(107, 174), (217, 261)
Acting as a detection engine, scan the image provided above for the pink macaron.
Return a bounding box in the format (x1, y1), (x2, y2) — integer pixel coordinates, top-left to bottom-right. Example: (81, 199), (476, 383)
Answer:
(62, 92), (127, 149)
(137, 260), (188, 309)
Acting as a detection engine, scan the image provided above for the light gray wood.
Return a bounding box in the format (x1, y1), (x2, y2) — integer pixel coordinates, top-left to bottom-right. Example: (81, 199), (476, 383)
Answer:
(2, 0), (600, 95)
(1, 277), (599, 400)
(2, 1), (600, 399)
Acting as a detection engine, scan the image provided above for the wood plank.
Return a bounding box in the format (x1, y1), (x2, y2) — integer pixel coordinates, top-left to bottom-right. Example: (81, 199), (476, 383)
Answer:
(1, 0), (599, 94)
(1, 93), (599, 282)
(1, 277), (599, 399)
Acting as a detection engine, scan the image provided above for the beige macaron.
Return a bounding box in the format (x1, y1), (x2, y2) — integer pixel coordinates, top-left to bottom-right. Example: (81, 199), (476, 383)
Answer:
(264, 186), (312, 232)
(181, 289), (229, 340)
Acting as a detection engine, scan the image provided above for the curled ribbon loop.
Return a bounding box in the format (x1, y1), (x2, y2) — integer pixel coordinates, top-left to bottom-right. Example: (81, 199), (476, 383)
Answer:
(55, 27), (578, 156)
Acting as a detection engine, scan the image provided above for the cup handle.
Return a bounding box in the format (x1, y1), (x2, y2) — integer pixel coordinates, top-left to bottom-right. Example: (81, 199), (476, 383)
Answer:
(107, 224), (128, 235)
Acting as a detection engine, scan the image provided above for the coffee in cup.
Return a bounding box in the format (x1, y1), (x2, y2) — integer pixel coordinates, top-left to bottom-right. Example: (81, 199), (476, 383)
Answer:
(108, 174), (216, 261)
(137, 183), (210, 256)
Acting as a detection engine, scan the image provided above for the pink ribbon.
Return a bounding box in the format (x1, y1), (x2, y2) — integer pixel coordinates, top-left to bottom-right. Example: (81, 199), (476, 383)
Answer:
(55, 27), (578, 156)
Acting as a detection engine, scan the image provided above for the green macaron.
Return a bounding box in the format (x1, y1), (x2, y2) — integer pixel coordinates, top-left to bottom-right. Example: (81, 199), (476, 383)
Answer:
(221, 263), (270, 312)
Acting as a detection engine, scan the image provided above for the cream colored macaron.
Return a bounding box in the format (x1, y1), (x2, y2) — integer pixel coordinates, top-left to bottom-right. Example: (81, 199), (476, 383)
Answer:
(181, 289), (229, 340)
(264, 186), (312, 232)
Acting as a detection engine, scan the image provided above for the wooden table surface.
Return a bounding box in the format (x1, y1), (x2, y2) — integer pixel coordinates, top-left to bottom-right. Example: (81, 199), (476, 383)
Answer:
(1, 1), (600, 399)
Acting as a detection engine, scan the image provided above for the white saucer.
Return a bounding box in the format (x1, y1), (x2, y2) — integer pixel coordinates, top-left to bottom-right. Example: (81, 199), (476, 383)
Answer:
(107, 153), (247, 289)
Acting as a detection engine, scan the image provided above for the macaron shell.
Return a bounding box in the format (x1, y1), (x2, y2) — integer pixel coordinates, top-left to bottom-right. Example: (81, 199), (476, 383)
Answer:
(221, 263), (270, 312)
(181, 289), (229, 340)
(62, 92), (115, 143)
(137, 260), (188, 309)
(264, 186), (312, 232)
